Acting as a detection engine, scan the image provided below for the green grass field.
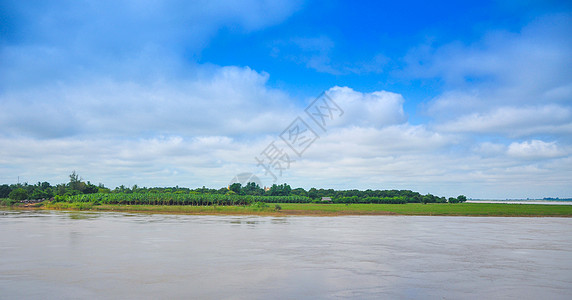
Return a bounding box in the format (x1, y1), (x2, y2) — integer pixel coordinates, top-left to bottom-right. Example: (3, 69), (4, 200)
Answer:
(19, 202), (571, 217)
(278, 203), (572, 216)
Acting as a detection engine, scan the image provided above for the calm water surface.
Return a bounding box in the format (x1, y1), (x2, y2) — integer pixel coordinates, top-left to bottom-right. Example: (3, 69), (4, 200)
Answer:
(1, 210), (571, 299)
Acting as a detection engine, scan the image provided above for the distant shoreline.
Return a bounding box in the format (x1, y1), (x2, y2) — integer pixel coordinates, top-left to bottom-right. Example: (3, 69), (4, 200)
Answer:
(3, 202), (572, 217)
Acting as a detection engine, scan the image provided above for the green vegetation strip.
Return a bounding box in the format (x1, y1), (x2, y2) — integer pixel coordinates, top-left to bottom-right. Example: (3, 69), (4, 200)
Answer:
(279, 203), (572, 217)
(7, 202), (569, 217)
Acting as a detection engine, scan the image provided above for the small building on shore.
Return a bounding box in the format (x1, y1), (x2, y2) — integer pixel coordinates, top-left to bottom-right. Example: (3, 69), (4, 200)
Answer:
(321, 197), (332, 202)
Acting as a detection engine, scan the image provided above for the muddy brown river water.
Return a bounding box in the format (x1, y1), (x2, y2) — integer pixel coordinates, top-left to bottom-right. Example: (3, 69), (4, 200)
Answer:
(1, 210), (571, 299)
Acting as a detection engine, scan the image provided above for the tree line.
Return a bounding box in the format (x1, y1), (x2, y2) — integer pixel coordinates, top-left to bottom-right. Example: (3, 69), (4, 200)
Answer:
(0, 172), (467, 204)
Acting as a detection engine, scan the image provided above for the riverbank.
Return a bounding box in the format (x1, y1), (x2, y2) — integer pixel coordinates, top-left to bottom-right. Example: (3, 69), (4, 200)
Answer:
(3, 202), (572, 217)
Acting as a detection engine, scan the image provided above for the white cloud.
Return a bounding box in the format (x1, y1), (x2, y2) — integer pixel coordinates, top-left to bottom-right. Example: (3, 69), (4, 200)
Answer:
(473, 142), (506, 157)
(507, 140), (566, 159)
(409, 14), (572, 126)
(406, 14), (571, 100)
(1, 84), (571, 199)
(325, 86), (407, 128)
(0, 66), (297, 138)
(437, 105), (572, 137)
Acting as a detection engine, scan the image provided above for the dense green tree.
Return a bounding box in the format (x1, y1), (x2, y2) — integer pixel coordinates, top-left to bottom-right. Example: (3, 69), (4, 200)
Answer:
(457, 195), (467, 203)
(194, 186), (209, 194)
(30, 189), (51, 199)
(82, 181), (98, 194)
(242, 182), (263, 195)
(114, 185), (131, 193)
(26, 182), (54, 199)
(229, 183), (242, 195)
(291, 187), (307, 197)
(267, 183), (291, 196)
(0, 184), (12, 198)
(449, 197), (459, 203)
(68, 171), (82, 192)
(308, 188), (318, 199)
(55, 184), (66, 196)
(282, 184), (292, 196)
(9, 188), (28, 200)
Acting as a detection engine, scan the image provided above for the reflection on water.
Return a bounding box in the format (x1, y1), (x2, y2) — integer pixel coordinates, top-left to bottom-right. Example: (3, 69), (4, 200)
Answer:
(1, 210), (571, 299)
(66, 212), (102, 220)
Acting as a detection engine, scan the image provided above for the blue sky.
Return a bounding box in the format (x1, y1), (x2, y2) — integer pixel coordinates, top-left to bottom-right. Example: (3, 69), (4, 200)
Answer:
(1, 0), (571, 198)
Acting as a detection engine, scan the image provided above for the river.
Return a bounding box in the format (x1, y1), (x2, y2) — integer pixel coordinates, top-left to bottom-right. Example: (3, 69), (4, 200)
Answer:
(1, 210), (571, 299)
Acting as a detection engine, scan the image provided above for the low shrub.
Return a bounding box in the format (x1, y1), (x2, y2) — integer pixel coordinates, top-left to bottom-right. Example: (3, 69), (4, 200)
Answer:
(250, 201), (270, 211)
(0, 198), (16, 206)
